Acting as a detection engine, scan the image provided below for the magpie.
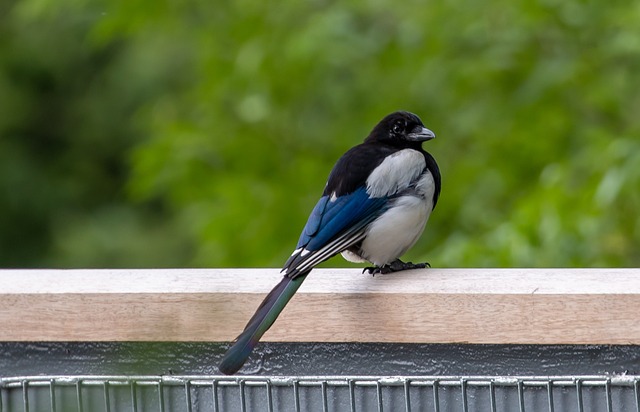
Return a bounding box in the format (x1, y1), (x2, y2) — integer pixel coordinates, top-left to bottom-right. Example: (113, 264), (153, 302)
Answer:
(219, 111), (441, 375)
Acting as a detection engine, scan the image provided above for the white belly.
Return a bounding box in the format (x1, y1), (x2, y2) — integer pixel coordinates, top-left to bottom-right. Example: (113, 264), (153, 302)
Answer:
(343, 171), (436, 266)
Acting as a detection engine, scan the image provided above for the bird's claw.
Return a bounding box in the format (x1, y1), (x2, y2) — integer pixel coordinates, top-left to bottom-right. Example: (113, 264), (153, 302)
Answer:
(362, 266), (389, 275)
(363, 260), (430, 276)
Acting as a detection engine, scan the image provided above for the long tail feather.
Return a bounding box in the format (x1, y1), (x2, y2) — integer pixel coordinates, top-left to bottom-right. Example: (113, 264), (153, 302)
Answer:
(218, 271), (309, 375)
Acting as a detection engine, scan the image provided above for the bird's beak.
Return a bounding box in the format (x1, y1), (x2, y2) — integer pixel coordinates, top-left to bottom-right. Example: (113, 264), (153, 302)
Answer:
(407, 126), (436, 142)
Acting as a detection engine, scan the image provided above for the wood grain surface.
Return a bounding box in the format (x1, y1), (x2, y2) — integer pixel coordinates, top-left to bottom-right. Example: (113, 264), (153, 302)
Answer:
(1, 268), (638, 343)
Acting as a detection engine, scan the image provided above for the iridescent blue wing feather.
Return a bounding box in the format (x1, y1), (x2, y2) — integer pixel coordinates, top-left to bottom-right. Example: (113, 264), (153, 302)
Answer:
(283, 187), (388, 277)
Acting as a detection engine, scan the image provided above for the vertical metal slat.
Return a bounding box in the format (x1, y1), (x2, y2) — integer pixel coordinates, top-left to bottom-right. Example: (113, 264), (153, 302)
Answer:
(517, 379), (525, 412)
(349, 379), (356, 412)
(103, 381), (111, 412)
(21, 380), (29, 412)
(404, 379), (411, 412)
(239, 379), (247, 412)
(293, 380), (301, 412)
(130, 381), (138, 412)
(635, 377), (640, 412)
(489, 381), (496, 412)
(157, 381), (165, 412)
(576, 379), (584, 412)
(184, 380), (192, 412)
(266, 380), (274, 412)
(460, 378), (468, 412)
(432, 379), (440, 412)
(49, 379), (56, 412)
(321, 381), (328, 412)
(547, 380), (554, 412)
(376, 380), (383, 412)
(76, 380), (83, 412)
(212, 380), (219, 412)
(605, 378), (612, 412)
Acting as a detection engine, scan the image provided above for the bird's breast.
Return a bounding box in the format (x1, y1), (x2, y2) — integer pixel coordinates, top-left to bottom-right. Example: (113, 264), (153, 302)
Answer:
(357, 169), (436, 266)
(365, 149), (426, 198)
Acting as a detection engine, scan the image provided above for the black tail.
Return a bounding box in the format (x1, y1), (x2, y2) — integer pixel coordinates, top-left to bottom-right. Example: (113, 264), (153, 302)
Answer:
(218, 272), (309, 374)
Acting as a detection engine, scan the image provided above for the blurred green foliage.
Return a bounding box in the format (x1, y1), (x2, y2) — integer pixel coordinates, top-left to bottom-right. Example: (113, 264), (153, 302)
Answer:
(1, 0), (639, 268)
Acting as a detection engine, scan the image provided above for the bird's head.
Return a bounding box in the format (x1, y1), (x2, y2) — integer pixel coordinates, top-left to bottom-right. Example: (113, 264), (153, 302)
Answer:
(366, 111), (435, 146)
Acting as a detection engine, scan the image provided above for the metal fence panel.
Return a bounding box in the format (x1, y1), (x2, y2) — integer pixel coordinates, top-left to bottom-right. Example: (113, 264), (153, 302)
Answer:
(1, 376), (639, 412)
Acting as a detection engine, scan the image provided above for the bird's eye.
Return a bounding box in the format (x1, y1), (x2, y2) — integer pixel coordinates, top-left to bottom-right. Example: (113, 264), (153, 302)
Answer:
(392, 122), (404, 134)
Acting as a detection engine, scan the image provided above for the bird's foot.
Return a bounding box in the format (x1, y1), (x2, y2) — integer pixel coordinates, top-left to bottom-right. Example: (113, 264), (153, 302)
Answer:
(363, 259), (430, 276)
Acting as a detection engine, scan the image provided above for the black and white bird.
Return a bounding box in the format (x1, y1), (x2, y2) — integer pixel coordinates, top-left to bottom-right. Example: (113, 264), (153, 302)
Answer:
(219, 111), (441, 374)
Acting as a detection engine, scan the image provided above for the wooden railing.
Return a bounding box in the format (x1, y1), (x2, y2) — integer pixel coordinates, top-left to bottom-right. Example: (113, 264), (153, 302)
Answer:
(1, 268), (638, 344)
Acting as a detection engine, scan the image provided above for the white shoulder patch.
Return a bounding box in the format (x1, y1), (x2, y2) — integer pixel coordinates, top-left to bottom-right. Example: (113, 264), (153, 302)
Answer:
(366, 149), (426, 198)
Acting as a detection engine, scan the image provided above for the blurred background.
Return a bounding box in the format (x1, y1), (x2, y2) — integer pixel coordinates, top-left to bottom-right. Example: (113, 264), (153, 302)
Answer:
(0, 0), (638, 269)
